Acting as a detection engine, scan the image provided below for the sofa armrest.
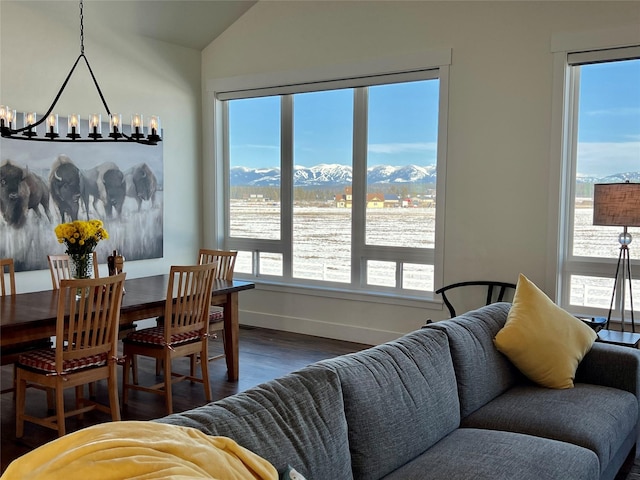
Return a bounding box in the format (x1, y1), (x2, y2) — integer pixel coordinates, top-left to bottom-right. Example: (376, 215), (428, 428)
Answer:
(575, 342), (640, 397)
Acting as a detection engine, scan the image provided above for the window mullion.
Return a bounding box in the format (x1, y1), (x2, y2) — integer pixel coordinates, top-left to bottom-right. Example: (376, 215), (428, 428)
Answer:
(351, 87), (368, 287)
(559, 65), (581, 307)
(281, 95), (294, 279)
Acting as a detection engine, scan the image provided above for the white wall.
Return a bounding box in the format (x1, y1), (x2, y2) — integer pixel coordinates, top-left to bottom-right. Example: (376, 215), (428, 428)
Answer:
(1, 1), (202, 292)
(2, 2), (637, 345)
(201, 1), (640, 344)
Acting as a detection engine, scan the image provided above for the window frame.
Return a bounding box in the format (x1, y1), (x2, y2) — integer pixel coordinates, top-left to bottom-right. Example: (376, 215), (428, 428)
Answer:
(204, 50), (451, 303)
(549, 28), (640, 317)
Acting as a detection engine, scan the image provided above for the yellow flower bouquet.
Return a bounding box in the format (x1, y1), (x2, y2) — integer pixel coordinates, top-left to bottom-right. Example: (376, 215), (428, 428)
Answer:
(55, 219), (109, 255)
(54, 219), (109, 281)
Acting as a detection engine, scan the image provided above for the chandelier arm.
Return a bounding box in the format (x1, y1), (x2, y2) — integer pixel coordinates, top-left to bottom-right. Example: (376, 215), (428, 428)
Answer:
(8, 54), (85, 134)
(1, 135), (156, 144)
(79, 54), (112, 117)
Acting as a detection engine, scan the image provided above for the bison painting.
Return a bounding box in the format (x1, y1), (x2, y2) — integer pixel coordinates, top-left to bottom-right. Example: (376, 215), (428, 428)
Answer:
(49, 154), (85, 223)
(1, 128), (163, 272)
(83, 162), (126, 218)
(0, 160), (52, 228)
(124, 163), (158, 211)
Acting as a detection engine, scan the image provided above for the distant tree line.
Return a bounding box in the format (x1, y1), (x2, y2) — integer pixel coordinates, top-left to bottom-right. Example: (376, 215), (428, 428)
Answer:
(231, 183), (437, 202)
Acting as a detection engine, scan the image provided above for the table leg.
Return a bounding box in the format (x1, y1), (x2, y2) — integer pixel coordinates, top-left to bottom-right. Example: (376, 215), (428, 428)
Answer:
(224, 292), (239, 381)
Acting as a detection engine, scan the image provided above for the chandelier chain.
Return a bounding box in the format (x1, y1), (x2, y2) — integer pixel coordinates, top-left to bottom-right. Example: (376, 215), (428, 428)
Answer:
(79, 0), (84, 55)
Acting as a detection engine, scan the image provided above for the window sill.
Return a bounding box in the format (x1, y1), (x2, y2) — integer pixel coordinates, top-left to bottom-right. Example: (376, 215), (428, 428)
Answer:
(238, 276), (443, 311)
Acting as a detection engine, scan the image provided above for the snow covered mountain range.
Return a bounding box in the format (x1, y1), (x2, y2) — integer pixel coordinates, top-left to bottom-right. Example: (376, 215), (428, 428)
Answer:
(231, 164), (437, 187)
(576, 172), (640, 184)
(231, 164), (639, 187)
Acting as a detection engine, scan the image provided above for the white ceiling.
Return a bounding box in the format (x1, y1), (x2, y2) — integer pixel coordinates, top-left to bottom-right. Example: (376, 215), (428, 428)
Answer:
(10, 0), (257, 51)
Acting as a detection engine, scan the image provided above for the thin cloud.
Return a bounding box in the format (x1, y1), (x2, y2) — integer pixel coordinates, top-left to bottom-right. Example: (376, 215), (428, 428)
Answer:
(577, 141), (640, 176)
(233, 143), (279, 151)
(585, 107), (640, 116)
(368, 142), (437, 154)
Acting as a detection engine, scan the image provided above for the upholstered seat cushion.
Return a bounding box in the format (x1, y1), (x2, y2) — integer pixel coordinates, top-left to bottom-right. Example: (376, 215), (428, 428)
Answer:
(461, 383), (638, 476)
(123, 326), (201, 346)
(209, 306), (224, 323)
(17, 349), (108, 374)
(383, 428), (599, 480)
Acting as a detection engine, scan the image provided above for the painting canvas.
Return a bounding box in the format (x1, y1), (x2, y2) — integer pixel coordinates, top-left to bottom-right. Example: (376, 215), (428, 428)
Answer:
(0, 114), (163, 272)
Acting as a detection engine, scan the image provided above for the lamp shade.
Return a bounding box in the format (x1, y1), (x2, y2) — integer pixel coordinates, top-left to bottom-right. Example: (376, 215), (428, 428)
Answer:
(593, 182), (640, 227)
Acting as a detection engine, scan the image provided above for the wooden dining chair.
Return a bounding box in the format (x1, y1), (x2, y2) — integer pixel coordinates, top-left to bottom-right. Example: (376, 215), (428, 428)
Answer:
(122, 263), (216, 414)
(15, 273), (126, 438)
(1, 258), (53, 398)
(156, 249), (237, 375)
(198, 249), (237, 363)
(1, 258), (16, 297)
(47, 252), (100, 289)
(1, 258), (18, 394)
(48, 251), (136, 340)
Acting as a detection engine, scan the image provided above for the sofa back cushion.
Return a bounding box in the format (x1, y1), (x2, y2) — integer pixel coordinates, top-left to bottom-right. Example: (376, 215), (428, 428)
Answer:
(156, 364), (352, 480)
(322, 327), (459, 480)
(429, 302), (525, 418)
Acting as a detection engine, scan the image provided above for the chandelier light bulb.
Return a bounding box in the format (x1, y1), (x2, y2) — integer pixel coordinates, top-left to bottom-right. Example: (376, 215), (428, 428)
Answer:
(46, 114), (59, 138)
(23, 112), (37, 137)
(67, 114), (81, 139)
(88, 113), (102, 139)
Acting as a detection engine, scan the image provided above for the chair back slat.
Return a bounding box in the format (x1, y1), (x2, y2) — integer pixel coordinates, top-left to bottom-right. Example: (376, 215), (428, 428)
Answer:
(198, 249), (237, 280)
(165, 263), (216, 342)
(0, 258), (16, 296)
(435, 280), (517, 318)
(56, 273), (126, 366)
(47, 252), (100, 290)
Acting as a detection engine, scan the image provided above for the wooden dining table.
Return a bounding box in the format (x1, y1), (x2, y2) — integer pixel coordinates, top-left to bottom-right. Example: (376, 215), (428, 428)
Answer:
(0, 275), (255, 381)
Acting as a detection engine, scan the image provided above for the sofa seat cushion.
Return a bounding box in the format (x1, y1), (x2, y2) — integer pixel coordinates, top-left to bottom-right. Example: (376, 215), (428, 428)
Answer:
(382, 428), (599, 480)
(156, 364), (352, 480)
(461, 383), (638, 475)
(322, 328), (460, 480)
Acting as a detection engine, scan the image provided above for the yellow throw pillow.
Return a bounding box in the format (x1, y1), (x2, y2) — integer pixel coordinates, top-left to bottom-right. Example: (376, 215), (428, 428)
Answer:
(494, 273), (597, 389)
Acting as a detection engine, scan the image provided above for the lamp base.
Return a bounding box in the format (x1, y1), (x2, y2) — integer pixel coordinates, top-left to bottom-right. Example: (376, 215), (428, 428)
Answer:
(606, 241), (635, 333)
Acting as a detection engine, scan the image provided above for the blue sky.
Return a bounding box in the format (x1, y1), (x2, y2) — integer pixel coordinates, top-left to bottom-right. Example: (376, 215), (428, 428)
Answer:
(576, 59), (640, 177)
(229, 79), (439, 169)
(229, 62), (639, 177)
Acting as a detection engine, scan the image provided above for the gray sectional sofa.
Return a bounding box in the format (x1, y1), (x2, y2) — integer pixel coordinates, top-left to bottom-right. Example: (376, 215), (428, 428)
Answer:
(157, 302), (640, 480)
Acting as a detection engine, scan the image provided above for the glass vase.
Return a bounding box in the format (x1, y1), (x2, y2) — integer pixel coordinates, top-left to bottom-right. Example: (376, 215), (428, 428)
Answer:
(69, 253), (93, 300)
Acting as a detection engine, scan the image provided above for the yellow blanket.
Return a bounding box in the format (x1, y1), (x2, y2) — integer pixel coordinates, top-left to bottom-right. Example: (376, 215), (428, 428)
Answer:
(1, 421), (278, 480)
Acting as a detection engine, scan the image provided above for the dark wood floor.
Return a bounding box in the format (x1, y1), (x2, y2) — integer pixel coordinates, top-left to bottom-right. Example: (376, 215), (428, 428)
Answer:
(0, 326), (371, 473)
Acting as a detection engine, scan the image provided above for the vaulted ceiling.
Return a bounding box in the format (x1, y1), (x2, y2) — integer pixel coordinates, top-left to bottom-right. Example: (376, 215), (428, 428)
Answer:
(9, 0), (257, 51)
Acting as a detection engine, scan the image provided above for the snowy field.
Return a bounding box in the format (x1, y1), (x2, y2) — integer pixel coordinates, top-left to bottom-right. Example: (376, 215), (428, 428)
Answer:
(230, 203), (639, 305)
(230, 202), (435, 289)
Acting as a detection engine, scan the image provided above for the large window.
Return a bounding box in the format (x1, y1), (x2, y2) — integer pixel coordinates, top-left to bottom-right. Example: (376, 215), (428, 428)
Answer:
(558, 46), (640, 318)
(216, 65), (448, 297)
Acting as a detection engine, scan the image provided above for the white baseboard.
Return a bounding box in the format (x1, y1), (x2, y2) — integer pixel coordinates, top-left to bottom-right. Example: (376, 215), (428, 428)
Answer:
(239, 310), (405, 346)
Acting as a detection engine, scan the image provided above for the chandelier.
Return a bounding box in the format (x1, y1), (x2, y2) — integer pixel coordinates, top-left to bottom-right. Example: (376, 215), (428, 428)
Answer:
(0, 0), (161, 146)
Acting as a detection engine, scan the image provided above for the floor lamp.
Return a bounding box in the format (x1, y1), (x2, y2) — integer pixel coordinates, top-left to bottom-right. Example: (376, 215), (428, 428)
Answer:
(593, 181), (640, 332)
